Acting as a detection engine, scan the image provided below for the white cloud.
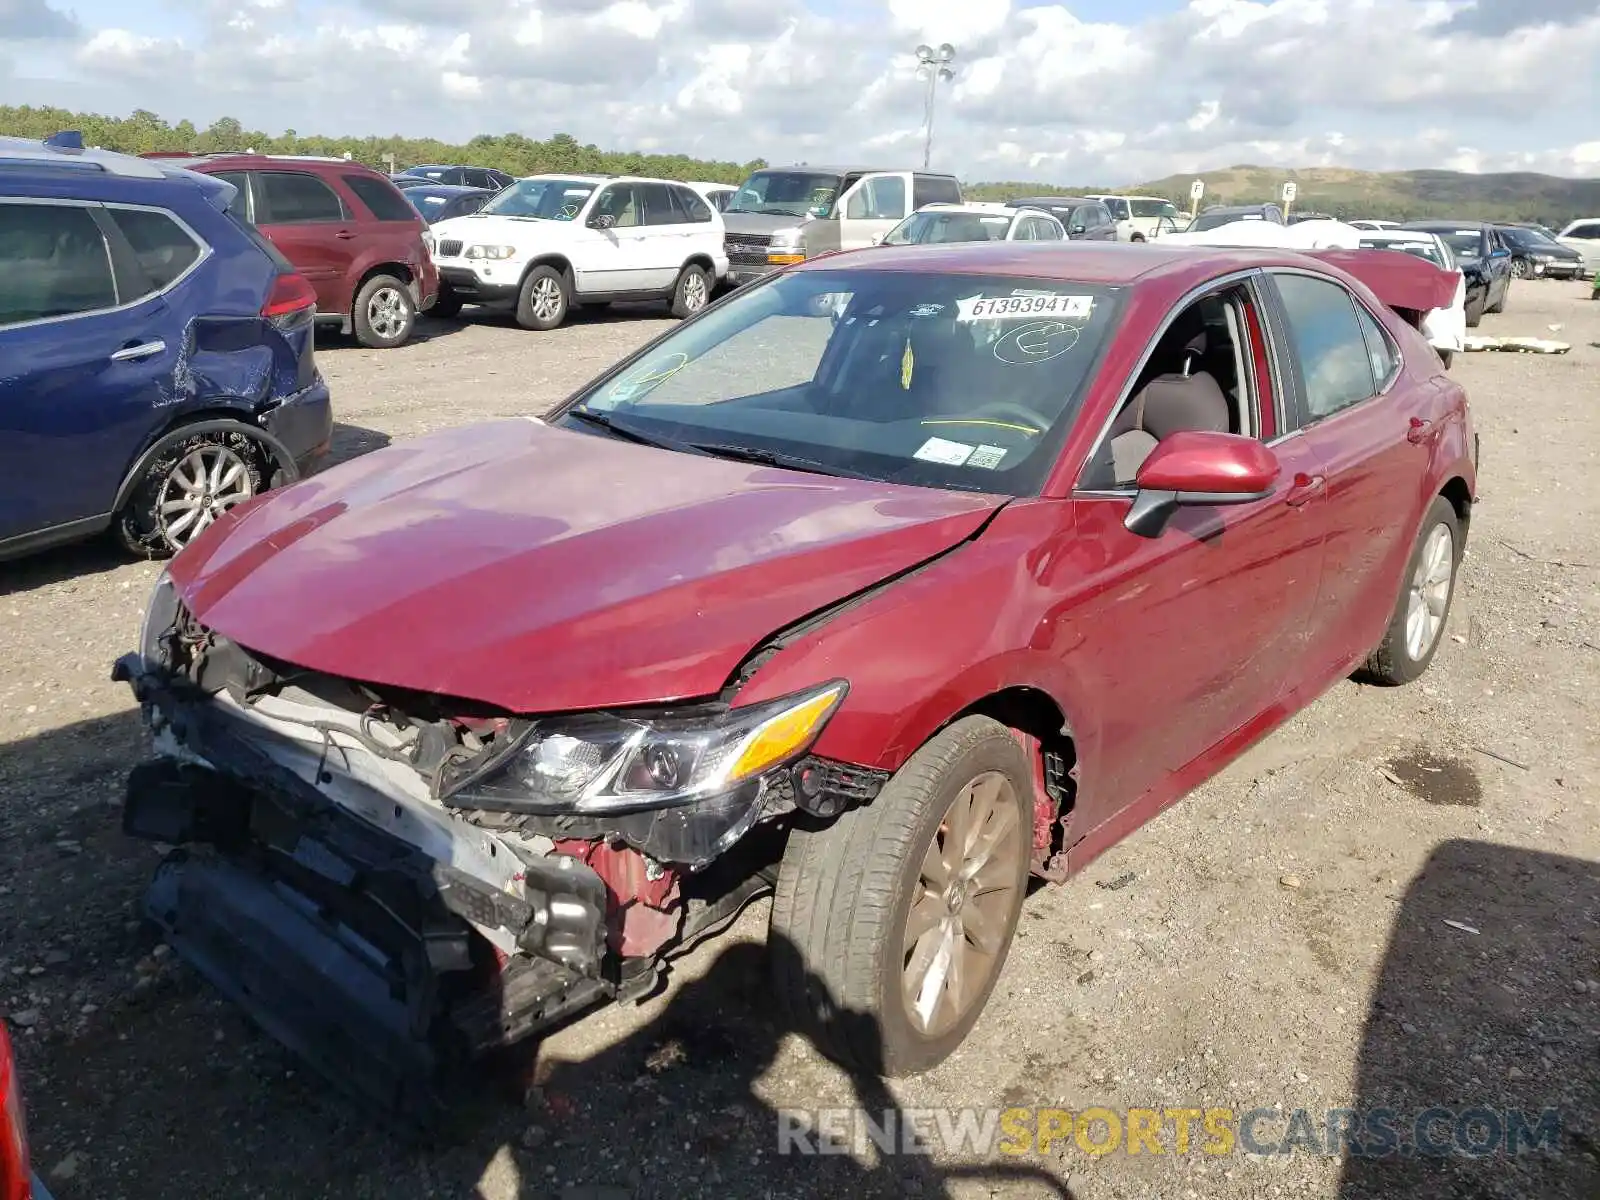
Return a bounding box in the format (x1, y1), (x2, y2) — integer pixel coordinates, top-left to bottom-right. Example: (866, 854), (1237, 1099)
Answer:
(0, 0), (1590, 185)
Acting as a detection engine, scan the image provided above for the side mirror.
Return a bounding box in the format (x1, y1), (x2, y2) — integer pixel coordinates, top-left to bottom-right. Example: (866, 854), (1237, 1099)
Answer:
(589, 213), (616, 230)
(1071, 224), (1086, 235)
(1124, 431), (1282, 538)
(1490, 247), (1510, 259)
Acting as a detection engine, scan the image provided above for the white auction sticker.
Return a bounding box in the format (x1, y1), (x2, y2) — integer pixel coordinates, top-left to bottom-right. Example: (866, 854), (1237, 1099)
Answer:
(966, 444), (1008, 469)
(913, 437), (975, 466)
(956, 294), (1093, 322)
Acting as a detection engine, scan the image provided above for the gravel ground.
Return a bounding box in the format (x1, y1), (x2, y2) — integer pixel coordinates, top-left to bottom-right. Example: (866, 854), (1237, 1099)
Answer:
(1, 283), (1597, 1200)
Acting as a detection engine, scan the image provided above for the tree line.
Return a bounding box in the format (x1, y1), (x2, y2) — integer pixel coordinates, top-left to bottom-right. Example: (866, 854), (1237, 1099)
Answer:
(0, 106), (765, 185)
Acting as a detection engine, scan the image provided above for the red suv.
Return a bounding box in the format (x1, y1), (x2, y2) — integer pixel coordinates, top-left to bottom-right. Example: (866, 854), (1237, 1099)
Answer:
(145, 154), (438, 348)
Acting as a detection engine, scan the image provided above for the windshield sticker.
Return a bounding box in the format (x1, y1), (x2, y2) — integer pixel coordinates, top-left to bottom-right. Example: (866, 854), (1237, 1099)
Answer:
(909, 303), (945, 318)
(967, 444), (1008, 469)
(1455, 230), (1476, 236)
(606, 352), (689, 403)
(956, 294), (1093, 322)
(900, 338), (914, 390)
(913, 437), (975, 466)
(992, 320), (1082, 365)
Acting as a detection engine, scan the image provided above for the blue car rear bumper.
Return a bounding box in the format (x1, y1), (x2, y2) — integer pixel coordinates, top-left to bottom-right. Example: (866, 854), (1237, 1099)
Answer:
(260, 378), (333, 475)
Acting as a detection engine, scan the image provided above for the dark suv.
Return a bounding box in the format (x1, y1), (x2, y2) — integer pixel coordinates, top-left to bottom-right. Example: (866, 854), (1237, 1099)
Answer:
(0, 133), (332, 561)
(148, 154), (438, 348)
(397, 164), (514, 190)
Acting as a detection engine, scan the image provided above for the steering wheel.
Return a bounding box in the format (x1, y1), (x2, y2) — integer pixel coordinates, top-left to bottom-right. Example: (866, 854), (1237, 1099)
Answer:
(935, 402), (1049, 435)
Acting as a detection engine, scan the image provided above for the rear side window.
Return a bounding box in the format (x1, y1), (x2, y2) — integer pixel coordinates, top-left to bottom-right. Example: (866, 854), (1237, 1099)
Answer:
(673, 186), (712, 222)
(640, 183), (683, 226)
(1274, 273), (1377, 421)
(846, 175), (907, 220)
(256, 172), (347, 224)
(0, 201), (117, 327)
(342, 174), (416, 222)
(1567, 222), (1600, 239)
(106, 207), (203, 290)
(1355, 305), (1400, 389)
(912, 174), (962, 208)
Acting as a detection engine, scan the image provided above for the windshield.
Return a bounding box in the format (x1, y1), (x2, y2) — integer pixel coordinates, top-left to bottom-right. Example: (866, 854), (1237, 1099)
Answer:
(883, 211), (1013, 245)
(727, 170), (842, 218)
(1131, 199), (1179, 219)
(1187, 210), (1262, 232)
(1361, 238), (1450, 269)
(1100, 198), (1130, 220)
(1434, 230), (1484, 258)
(481, 178), (595, 220)
(559, 269), (1122, 496)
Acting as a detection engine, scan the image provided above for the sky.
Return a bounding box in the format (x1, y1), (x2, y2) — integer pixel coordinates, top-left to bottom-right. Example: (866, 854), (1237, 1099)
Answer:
(1, 0), (1597, 184)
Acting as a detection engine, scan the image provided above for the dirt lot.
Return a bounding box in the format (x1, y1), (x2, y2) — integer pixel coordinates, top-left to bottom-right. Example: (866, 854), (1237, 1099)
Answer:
(2, 284), (1597, 1200)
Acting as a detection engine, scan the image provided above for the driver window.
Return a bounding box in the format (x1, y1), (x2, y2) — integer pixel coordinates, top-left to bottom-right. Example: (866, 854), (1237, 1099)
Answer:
(846, 176), (907, 221)
(1080, 287), (1261, 490)
(591, 184), (641, 229)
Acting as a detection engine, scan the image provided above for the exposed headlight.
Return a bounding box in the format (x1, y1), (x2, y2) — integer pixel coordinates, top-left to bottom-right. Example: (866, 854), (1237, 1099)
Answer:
(768, 228), (803, 250)
(138, 568), (180, 665)
(441, 681), (848, 816)
(464, 244), (518, 260)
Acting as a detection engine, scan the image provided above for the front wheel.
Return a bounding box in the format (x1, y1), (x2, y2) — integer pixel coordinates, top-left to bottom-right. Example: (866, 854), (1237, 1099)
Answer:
(515, 265), (569, 331)
(770, 715), (1031, 1077)
(1510, 256), (1531, 280)
(115, 430), (264, 558)
(1361, 495), (1462, 685)
(352, 274), (416, 348)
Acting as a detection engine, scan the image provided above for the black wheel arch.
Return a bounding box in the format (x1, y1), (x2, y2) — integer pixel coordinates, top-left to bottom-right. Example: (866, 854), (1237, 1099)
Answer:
(113, 416), (299, 514)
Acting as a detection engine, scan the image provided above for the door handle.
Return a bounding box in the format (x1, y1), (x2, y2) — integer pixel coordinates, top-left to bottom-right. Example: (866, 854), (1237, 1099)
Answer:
(335, 230), (355, 239)
(110, 340), (166, 362)
(1407, 416), (1435, 444)
(1285, 472), (1325, 507)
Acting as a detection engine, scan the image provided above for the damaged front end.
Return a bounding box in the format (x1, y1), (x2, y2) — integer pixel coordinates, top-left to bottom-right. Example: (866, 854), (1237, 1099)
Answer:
(114, 571), (883, 1119)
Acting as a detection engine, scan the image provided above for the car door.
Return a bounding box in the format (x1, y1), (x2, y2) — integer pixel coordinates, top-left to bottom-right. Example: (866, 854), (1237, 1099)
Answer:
(250, 170), (357, 316)
(838, 172), (912, 250)
(670, 184), (722, 275)
(1261, 268), (1436, 675)
(1485, 227), (1513, 305)
(1063, 278), (1331, 826)
(575, 183), (654, 294)
(637, 182), (693, 290)
(0, 198), (191, 543)
(1088, 204), (1118, 241)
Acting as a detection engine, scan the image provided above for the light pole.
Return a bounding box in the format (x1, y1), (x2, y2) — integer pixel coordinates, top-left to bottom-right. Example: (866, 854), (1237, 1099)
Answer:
(915, 43), (956, 170)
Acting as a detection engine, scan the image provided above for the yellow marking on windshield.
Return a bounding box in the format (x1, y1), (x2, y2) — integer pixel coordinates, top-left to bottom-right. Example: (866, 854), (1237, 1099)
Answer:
(901, 338), (914, 390)
(920, 418), (1039, 436)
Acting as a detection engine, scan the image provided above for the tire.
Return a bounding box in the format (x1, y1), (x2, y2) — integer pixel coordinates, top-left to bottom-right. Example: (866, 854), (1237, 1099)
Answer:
(1510, 256), (1530, 280)
(429, 289), (464, 320)
(352, 274), (416, 348)
(1486, 281), (1507, 315)
(515, 265), (569, 331)
(1361, 495), (1462, 686)
(1129, 234), (1145, 243)
(115, 428), (265, 559)
(669, 263), (711, 319)
(1465, 297), (1483, 328)
(769, 715), (1032, 1077)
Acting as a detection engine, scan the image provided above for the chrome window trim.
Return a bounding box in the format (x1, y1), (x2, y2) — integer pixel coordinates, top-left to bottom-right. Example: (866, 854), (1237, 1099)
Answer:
(1070, 266), (1268, 496)
(0, 197), (213, 334)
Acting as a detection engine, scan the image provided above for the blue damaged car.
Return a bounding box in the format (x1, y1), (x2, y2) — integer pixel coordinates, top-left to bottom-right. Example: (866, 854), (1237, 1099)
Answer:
(0, 132), (332, 561)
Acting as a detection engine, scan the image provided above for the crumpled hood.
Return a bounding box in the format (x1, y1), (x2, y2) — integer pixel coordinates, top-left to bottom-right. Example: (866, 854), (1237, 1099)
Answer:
(169, 419), (1002, 712)
(720, 212), (811, 239)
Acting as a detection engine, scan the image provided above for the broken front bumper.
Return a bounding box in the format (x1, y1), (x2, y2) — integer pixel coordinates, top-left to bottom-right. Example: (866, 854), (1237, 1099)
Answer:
(114, 653), (614, 1119)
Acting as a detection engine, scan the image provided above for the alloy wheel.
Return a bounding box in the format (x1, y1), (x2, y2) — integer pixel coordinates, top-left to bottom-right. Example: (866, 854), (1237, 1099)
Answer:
(157, 443), (255, 548)
(1404, 521), (1454, 660)
(531, 277), (564, 322)
(901, 770), (1024, 1039)
(366, 286), (410, 340)
(682, 272), (708, 312)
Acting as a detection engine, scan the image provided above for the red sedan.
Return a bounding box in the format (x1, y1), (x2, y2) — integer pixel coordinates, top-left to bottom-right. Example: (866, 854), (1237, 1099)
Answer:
(116, 241), (1474, 1109)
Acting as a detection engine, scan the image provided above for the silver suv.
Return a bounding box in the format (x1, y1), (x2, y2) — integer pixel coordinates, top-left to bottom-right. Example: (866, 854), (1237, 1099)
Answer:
(720, 165), (962, 286)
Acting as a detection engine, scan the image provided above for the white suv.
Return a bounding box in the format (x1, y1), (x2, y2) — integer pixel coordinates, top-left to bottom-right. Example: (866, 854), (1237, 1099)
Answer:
(427, 174), (729, 330)
(1557, 218), (1600, 278)
(1080, 194), (1184, 242)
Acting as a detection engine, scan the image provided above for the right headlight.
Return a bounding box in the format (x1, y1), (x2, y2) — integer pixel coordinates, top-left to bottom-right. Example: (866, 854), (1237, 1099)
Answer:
(464, 244), (518, 260)
(439, 681), (848, 816)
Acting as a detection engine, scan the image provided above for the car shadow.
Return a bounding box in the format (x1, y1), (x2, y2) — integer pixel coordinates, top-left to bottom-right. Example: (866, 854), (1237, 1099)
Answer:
(1338, 838), (1599, 1199)
(314, 316), (470, 349)
(4, 706), (1074, 1199)
(0, 422), (391, 595)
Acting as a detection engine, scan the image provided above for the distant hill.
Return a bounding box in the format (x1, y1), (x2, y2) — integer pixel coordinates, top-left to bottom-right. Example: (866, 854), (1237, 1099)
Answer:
(965, 165), (1600, 225)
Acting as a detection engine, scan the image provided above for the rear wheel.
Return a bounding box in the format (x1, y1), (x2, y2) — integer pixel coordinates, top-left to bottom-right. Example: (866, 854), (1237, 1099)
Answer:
(1465, 296), (1484, 328)
(770, 715), (1031, 1076)
(352, 274), (416, 348)
(515, 266), (569, 331)
(1487, 281), (1508, 315)
(116, 429), (265, 558)
(1361, 495), (1461, 685)
(669, 264), (711, 319)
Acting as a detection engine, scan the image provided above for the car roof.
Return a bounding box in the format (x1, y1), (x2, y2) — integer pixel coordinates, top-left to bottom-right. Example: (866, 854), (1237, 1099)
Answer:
(797, 241), (1357, 287)
(1203, 204), (1273, 214)
(405, 183), (493, 196)
(1357, 231), (1438, 242)
(520, 173), (611, 184)
(0, 135), (169, 180)
(158, 153), (384, 174)
(761, 164), (956, 176)
(1083, 193), (1168, 201)
(1404, 220), (1485, 230)
(687, 180), (735, 190)
(918, 202), (1024, 215)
